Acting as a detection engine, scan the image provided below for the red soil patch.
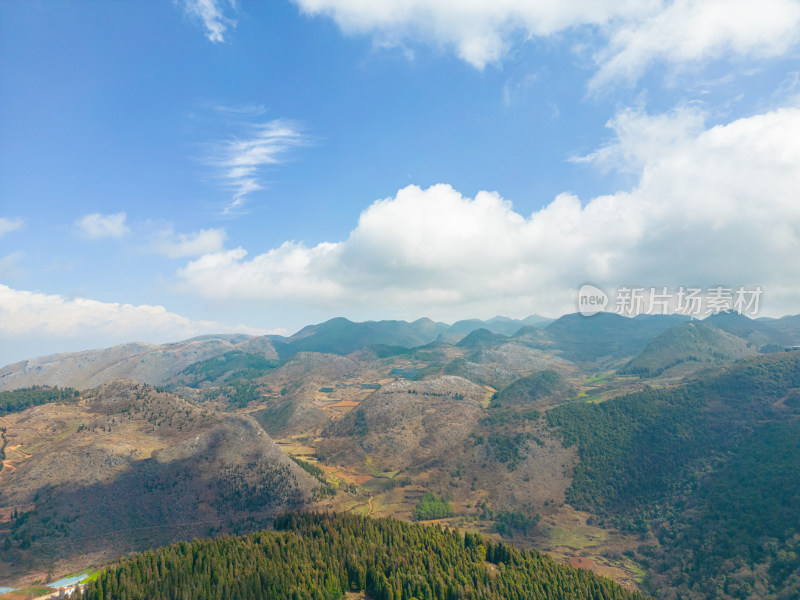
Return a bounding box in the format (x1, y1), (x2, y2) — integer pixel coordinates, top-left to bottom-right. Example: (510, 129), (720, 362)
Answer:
(569, 556), (597, 570)
(324, 400), (360, 409)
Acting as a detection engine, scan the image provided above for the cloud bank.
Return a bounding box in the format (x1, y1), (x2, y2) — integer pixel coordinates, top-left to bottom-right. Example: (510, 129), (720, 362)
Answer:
(0, 284), (268, 366)
(294, 0), (800, 83)
(591, 0), (800, 89)
(177, 104), (800, 320)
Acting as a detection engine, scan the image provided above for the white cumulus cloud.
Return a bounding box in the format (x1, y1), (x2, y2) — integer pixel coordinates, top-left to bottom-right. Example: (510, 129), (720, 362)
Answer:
(591, 0), (800, 89)
(177, 103), (800, 321)
(75, 212), (130, 239)
(293, 0), (800, 84)
(294, 0), (652, 69)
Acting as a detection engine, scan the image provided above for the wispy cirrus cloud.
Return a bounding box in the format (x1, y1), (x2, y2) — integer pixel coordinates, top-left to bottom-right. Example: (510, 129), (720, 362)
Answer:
(75, 212), (130, 239)
(207, 118), (311, 214)
(0, 251), (25, 279)
(210, 103), (267, 117)
(148, 226), (227, 258)
(180, 0), (236, 43)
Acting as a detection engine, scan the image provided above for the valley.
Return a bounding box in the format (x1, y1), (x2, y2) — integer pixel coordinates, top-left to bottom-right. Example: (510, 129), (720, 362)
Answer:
(1, 312), (799, 599)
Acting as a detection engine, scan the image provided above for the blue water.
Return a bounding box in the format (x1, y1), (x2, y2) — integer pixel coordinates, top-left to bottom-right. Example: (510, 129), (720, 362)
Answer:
(47, 574), (88, 588)
(0, 587), (16, 593)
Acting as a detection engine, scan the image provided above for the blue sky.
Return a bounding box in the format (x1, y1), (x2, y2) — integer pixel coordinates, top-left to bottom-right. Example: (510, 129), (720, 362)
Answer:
(2, 0), (800, 364)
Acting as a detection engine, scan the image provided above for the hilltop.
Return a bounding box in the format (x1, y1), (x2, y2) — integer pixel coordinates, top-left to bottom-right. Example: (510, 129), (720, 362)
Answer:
(80, 512), (648, 600)
(0, 335), (278, 392)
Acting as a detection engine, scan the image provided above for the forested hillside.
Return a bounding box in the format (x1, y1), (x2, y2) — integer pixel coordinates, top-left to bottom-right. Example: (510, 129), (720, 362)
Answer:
(78, 512), (649, 600)
(0, 386), (79, 416)
(547, 352), (800, 599)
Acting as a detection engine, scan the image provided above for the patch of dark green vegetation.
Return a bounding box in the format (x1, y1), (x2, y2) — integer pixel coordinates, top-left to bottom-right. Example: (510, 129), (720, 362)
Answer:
(353, 408), (369, 436)
(290, 457), (339, 501)
(487, 432), (531, 471)
(367, 344), (414, 358)
(494, 511), (540, 537)
(0, 427), (7, 474)
(3, 506), (37, 550)
(216, 462), (305, 513)
(617, 356), (702, 378)
(479, 370), (560, 428)
(0, 386), (79, 416)
(290, 456), (325, 481)
(784, 388), (800, 409)
(547, 352), (800, 600)
(645, 420), (800, 600)
(203, 379), (263, 408)
(493, 370), (571, 407)
(322, 406), (370, 440)
(478, 502), (540, 537)
(78, 512), (647, 600)
(180, 351), (281, 386)
(253, 401), (295, 436)
(481, 406), (541, 427)
(412, 490), (454, 521)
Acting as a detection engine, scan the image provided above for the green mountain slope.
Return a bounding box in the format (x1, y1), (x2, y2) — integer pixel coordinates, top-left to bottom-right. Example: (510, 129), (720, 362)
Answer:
(544, 313), (688, 363)
(177, 350), (282, 386)
(271, 317), (449, 357)
(78, 512), (648, 600)
(761, 313), (800, 341)
(618, 320), (753, 377)
(647, 420), (800, 599)
(493, 370), (573, 409)
(455, 328), (510, 349)
(547, 351), (800, 599)
(448, 315), (552, 336)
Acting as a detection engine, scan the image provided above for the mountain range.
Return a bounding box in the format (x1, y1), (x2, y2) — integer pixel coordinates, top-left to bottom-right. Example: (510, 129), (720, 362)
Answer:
(2, 310), (800, 599)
